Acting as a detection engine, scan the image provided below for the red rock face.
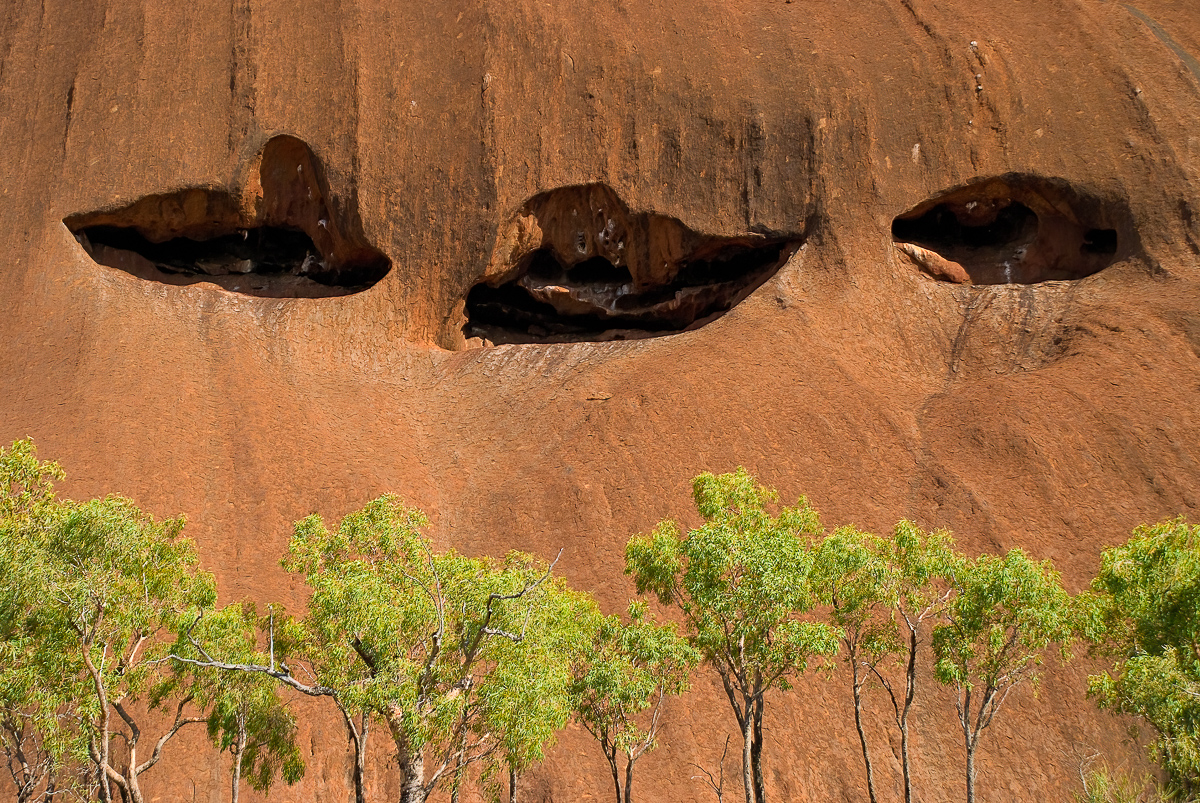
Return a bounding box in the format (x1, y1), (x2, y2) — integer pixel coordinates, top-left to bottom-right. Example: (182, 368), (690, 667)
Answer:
(3, 0), (1200, 800)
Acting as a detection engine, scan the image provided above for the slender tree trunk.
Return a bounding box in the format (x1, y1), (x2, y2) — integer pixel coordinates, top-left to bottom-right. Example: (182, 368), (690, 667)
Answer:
(355, 714), (369, 803)
(231, 714), (247, 803)
(965, 737), (976, 803)
(449, 751), (465, 803)
(340, 706), (369, 803)
(125, 764), (144, 803)
(84, 649), (113, 803)
(960, 687), (975, 803)
(605, 741), (622, 803)
(851, 657), (878, 803)
(751, 699), (766, 803)
(900, 626), (919, 803)
(508, 765), (518, 803)
(741, 706), (755, 803)
(624, 751), (634, 803)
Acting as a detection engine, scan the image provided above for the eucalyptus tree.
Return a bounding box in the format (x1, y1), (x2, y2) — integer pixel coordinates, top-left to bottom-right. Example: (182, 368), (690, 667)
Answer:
(625, 469), (840, 803)
(170, 603), (304, 803)
(39, 496), (219, 803)
(1088, 518), (1200, 796)
(0, 439), (75, 802)
(280, 494), (598, 803)
(933, 548), (1076, 803)
(570, 600), (698, 803)
(1, 439), (300, 803)
(872, 521), (958, 803)
(0, 438), (222, 803)
(813, 521), (957, 803)
(813, 525), (894, 803)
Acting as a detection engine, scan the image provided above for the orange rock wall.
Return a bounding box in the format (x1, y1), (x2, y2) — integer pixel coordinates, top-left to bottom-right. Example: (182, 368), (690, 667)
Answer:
(3, 0), (1200, 800)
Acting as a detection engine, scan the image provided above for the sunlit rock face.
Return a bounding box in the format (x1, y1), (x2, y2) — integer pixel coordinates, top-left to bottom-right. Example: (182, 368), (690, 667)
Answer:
(3, 0), (1200, 801)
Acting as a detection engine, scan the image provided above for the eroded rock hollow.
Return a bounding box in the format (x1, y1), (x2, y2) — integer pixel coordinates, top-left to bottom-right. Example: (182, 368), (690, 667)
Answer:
(464, 184), (801, 344)
(64, 136), (389, 297)
(891, 175), (1128, 285)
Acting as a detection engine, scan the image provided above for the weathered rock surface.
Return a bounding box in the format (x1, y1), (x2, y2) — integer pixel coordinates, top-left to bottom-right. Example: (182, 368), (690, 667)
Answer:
(3, 0), (1200, 800)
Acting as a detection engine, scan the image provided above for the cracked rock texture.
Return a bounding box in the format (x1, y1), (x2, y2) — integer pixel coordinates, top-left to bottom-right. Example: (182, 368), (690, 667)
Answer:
(3, 0), (1200, 800)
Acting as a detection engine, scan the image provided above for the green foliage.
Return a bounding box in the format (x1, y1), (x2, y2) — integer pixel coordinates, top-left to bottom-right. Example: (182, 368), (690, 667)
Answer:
(571, 600), (698, 802)
(1076, 762), (1167, 803)
(0, 438), (300, 803)
(823, 519), (960, 671)
(814, 525), (899, 664)
(933, 548), (1075, 692)
(933, 546), (1077, 802)
(572, 601), (697, 754)
(282, 495), (599, 802)
(812, 520), (957, 657)
(36, 493), (218, 803)
(172, 603), (305, 797)
(0, 439), (77, 801)
(1090, 519), (1200, 795)
(0, 437), (62, 517)
(626, 469), (839, 803)
(626, 469), (839, 690)
(812, 520), (958, 803)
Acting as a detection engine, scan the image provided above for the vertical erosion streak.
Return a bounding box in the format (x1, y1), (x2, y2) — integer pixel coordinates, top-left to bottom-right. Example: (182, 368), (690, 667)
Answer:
(228, 0), (256, 152)
(1122, 4), (1200, 85)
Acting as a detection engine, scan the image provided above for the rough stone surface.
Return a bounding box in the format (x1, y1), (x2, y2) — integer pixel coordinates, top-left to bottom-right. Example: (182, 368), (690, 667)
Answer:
(3, 0), (1200, 800)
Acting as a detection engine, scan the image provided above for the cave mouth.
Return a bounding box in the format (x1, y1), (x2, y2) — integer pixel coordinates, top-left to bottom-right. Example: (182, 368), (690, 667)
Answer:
(463, 183), (802, 346)
(464, 240), (795, 344)
(891, 176), (1123, 285)
(65, 136), (391, 298)
(73, 224), (389, 297)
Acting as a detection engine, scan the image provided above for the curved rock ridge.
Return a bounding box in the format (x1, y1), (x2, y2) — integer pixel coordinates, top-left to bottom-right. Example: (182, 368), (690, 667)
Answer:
(463, 183), (802, 344)
(64, 136), (390, 297)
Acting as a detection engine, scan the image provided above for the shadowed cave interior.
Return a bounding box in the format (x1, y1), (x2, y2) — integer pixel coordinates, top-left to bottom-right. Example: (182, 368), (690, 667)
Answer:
(464, 184), (801, 345)
(73, 224), (389, 296)
(64, 136), (390, 298)
(891, 175), (1122, 285)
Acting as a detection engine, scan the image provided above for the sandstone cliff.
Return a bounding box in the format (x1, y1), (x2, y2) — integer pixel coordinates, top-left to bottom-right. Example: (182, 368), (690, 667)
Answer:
(3, 0), (1200, 799)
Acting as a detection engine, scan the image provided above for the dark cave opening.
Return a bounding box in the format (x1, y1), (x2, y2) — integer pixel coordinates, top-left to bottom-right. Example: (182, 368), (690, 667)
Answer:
(891, 202), (1039, 252)
(891, 178), (1123, 285)
(67, 136), (391, 298)
(1083, 228), (1118, 255)
(73, 224), (390, 297)
(464, 240), (792, 343)
(566, 256), (634, 285)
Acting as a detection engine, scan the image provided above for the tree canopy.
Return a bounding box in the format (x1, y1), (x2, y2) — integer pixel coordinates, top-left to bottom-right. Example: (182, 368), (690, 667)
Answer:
(626, 468), (840, 803)
(5, 440), (1189, 803)
(0, 439), (304, 803)
(282, 494), (599, 803)
(570, 600), (698, 803)
(933, 548), (1077, 803)
(1089, 518), (1200, 796)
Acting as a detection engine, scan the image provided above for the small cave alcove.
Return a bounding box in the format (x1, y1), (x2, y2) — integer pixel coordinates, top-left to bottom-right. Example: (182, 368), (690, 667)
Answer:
(891, 175), (1127, 285)
(463, 184), (802, 345)
(64, 136), (390, 298)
